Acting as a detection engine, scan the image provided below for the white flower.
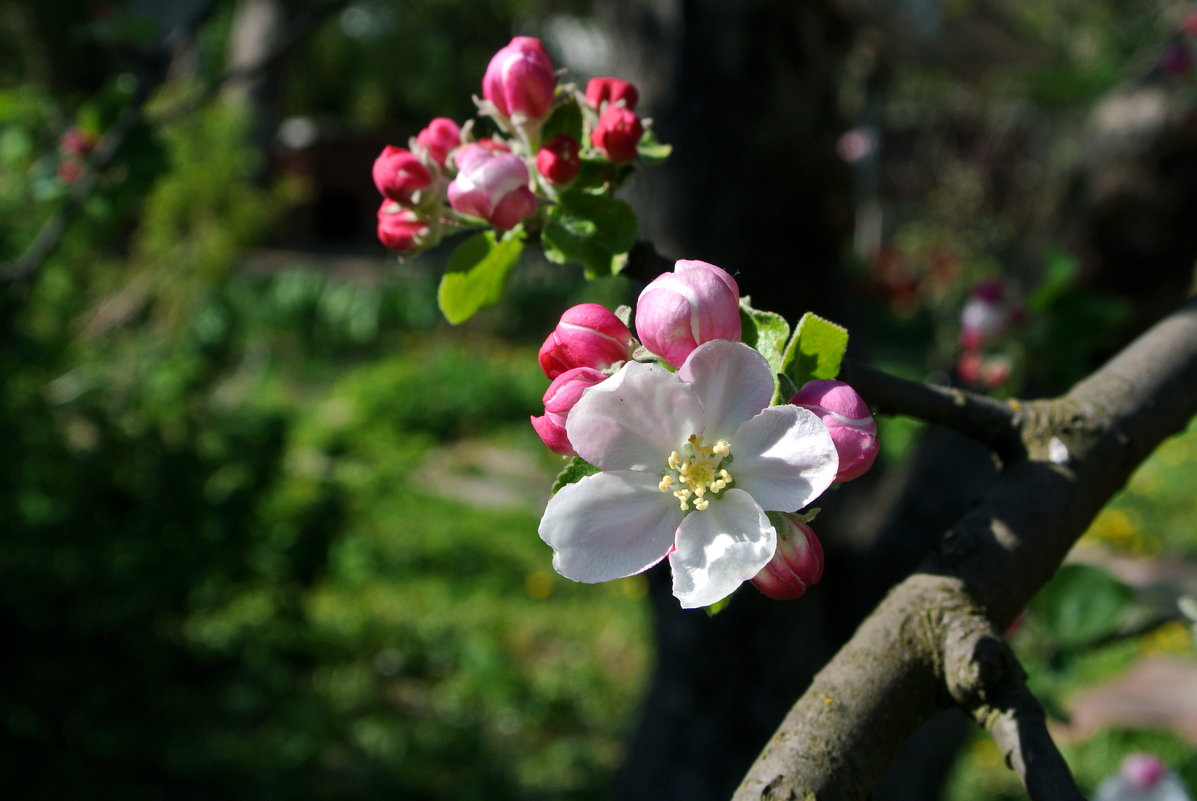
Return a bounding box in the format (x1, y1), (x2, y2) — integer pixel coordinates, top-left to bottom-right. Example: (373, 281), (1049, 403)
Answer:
(537, 340), (839, 608)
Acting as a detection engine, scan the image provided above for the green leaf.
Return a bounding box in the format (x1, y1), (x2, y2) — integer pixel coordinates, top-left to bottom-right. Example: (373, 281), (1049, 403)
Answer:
(540, 100), (583, 144)
(1030, 563), (1133, 648)
(637, 128), (672, 165)
(1027, 248), (1078, 313)
(782, 312), (849, 391)
(436, 231), (524, 324)
(542, 193), (637, 278)
(551, 456), (600, 494)
(739, 299), (790, 375)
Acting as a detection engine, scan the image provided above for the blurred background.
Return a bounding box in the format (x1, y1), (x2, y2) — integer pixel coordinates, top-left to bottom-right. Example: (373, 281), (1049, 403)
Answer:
(2, 1), (1197, 799)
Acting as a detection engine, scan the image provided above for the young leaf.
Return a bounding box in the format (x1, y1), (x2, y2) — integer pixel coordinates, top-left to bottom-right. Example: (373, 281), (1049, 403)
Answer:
(637, 128), (672, 165)
(540, 100), (583, 144)
(437, 230), (524, 324)
(542, 192), (637, 278)
(551, 456), (600, 493)
(782, 312), (849, 390)
(738, 298), (790, 376)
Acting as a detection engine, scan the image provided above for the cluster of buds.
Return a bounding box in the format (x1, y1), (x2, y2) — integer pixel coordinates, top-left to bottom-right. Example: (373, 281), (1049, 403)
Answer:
(372, 36), (655, 255)
(956, 278), (1023, 391)
(531, 260), (741, 456)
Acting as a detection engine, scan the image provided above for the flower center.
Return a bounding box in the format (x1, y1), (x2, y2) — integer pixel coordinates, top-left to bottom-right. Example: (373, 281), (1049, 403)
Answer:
(658, 434), (733, 511)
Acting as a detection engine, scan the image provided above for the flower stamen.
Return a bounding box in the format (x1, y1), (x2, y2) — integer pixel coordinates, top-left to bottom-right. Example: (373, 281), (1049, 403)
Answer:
(659, 434), (734, 511)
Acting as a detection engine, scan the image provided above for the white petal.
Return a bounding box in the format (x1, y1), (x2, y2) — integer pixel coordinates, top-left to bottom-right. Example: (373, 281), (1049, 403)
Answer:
(678, 340), (774, 440)
(669, 488), (776, 608)
(731, 404), (839, 512)
(567, 361), (703, 471)
(539, 471), (682, 583)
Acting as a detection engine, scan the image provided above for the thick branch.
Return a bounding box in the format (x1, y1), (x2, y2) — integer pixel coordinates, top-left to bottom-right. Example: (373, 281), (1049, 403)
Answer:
(734, 294), (1197, 800)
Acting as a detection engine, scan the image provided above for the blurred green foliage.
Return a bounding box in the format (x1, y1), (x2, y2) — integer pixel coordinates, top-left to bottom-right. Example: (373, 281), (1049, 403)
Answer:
(0, 59), (646, 798)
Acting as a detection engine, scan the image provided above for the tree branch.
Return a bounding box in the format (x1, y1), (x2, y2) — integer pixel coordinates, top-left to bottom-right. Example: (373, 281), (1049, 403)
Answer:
(943, 616), (1086, 801)
(838, 360), (1023, 460)
(734, 294), (1197, 800)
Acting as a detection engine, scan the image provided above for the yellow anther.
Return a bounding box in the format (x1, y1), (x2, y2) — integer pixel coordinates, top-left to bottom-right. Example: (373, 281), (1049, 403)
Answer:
(658, 434), (736, 511)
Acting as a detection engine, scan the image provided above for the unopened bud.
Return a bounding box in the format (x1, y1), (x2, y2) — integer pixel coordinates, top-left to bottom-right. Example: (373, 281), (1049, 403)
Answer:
(635, 259), (741, 367)
(376, 201), (432, 253)
(591, 106), (643, 164)
(447, 144), (538, 230)
(416, 117), (461, 168)
(530, 367), (607, 456)
(752, 515), (824, 600)
(789, 380), (878, 483)
(584, 77), (639, 111)
(537, 134), (582, 185)
(482, 36), (556, 122)
(539, 303), (635, 379)
(372, 145), (433, 204)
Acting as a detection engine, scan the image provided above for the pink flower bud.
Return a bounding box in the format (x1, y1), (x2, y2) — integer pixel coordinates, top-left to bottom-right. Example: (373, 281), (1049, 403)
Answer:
(584, 77), (639, 111)
(751, 516), (824, 600)
(482, 36), (556, 122)
(372, 145), (432, 204)
(376, 201), (432, 253)
(635, 259), (741, 367)
(789, 380), (878, 483)
(590, 106), (644, 164)
(530, 366), (607, 456)
(536, 134), (581, 185)
(538, 303), (635, 379)
(447, 144), (538, 230)
(415, 117), (461, 168)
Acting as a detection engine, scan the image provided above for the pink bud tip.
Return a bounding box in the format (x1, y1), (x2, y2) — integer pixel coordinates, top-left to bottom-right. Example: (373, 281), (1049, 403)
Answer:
(790, 380), (878, 483)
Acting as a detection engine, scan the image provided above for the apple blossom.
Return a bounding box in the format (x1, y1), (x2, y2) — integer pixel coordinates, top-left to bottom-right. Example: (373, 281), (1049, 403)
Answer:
(539, 340), (839, 608)
(538, 303), (635, 380)
(530, 366), (607, 456)
(635, 259), (741, 367)
(376, 201), (432, 253)
(482, 36), (556, 122)
(415, 117), (461, 168)
(584, 77), (639, 111)
(591, 105), (644, 163)
(372, 145), (432, 204)
(536, 134), (581, 185)
(751, 515), (824, 600)
(447, 143), (538, 230)
(789, 379), (878, 483)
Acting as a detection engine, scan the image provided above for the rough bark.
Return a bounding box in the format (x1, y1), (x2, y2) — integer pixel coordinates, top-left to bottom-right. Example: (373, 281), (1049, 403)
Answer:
(734, 294), (1197, 800)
